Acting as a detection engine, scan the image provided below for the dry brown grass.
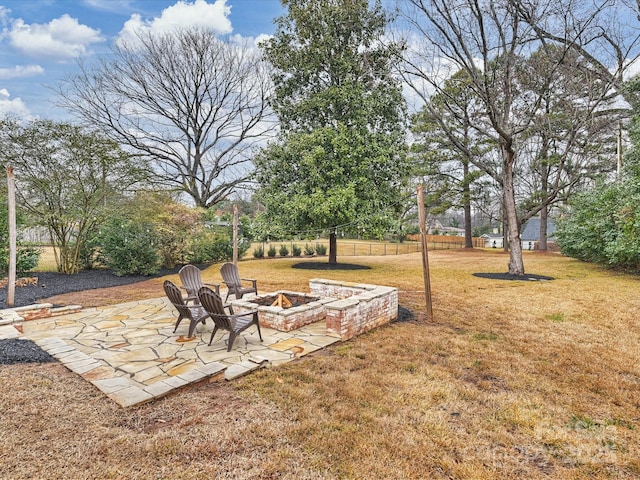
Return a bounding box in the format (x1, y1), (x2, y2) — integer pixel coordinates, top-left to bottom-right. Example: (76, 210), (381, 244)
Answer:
(2, 249), (640, 479)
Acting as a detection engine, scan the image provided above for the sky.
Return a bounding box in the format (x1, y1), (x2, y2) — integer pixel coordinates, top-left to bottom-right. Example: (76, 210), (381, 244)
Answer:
(0, 0), (284, 120)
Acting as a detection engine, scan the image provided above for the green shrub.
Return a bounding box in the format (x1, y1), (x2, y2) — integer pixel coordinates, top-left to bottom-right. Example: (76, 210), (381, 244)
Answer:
(0, 245), (41, 275)
(279, 244), (289, 257)
(78, 234), (100, 270)
(253, 245), (264, 258)
(292, 244), (302, 256)
(0, 203), (41, 275)
(267, 245), (277, 257)
(98, 218), (162, 276)
(315, 243), (327, 256)
(188, 229), (247, 264)
(304, 243), (315, 255)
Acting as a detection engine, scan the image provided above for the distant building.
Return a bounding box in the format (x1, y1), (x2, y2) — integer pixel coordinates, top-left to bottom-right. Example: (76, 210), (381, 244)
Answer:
(520, 217), (557, 251)
(481, 218), (557, 250)
(481, 233), (504, 249)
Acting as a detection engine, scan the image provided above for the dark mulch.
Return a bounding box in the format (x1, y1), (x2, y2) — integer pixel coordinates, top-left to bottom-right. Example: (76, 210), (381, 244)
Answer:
(472, 272), (554, 281)
(0, 339), (56, 364)
(1, 267), (182, 309)
(396, 306), (414, 322)
(292, 262), (371, 270)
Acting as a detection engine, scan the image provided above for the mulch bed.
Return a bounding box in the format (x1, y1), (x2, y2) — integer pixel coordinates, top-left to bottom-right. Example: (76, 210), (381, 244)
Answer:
(1, 267), (182, 309)
(0, 339), (56, 364)
(472, 272), (554, 281)
(292, 262), (371, 270)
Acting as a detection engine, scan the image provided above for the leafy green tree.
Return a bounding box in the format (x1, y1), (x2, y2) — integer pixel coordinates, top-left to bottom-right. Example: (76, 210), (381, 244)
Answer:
(255, 0), (408, 264)
(0, 119), (150, 274)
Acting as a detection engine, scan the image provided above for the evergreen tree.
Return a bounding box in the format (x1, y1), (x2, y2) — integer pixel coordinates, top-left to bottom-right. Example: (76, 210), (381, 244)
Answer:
(255, 0), (408, 263)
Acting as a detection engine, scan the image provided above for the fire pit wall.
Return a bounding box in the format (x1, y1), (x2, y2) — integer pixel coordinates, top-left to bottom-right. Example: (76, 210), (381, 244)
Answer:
(309, 279), (398, 341)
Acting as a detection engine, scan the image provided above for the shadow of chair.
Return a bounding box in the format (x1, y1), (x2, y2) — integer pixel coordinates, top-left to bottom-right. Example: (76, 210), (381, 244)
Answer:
(198, 286), (262, 351)
(220, 262), (258, 301)
(164, 280), (209, 338)
(178, 264), (220, 304)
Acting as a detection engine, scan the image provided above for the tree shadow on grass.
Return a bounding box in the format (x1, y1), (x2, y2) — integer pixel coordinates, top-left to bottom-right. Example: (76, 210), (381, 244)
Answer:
(291, 262), (371, 270)
(472, 272), (554, 281)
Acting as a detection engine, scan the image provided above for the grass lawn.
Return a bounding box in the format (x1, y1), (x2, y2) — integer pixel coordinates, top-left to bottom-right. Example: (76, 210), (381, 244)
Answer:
(1, 249), (639, 478)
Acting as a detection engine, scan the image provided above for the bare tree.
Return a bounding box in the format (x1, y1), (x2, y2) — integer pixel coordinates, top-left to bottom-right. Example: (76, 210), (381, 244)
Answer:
(400, 0), (637, 275)
(58, 28), (276, 208)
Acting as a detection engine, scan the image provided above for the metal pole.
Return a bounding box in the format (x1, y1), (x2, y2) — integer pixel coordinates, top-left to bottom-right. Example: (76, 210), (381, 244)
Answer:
(417, 185), (433, 321)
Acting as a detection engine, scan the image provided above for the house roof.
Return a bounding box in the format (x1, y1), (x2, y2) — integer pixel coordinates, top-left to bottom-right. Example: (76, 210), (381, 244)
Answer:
(521, 217), (556, 241)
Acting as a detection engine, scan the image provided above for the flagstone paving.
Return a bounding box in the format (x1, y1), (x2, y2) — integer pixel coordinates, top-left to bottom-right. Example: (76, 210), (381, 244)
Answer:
(0, 296), (341, 407)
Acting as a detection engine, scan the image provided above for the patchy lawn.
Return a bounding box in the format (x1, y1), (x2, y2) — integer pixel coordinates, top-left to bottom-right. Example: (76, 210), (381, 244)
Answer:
(1, 250), (639, 479)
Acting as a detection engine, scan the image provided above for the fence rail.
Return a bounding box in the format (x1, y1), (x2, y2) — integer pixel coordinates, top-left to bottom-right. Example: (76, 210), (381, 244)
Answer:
(249, 236), (483, 258)
(28, 236), (485, 272)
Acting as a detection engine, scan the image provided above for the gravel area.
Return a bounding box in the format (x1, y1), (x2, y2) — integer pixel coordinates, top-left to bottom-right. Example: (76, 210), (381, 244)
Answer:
(1, 267), (182, 309)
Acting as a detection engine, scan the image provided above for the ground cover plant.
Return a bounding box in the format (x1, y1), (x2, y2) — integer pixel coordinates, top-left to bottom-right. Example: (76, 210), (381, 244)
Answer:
(1, 249), (639, 478)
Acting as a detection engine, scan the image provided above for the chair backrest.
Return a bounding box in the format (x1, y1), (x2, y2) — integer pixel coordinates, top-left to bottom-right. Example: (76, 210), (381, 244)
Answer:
(220, 262), (241, 288)
(198, 286), (233, 331)
(164, 280), (192, 318)
(179, 264), (202, 297)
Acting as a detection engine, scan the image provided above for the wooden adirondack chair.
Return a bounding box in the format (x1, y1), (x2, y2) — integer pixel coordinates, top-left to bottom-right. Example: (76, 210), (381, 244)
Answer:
(219, 262), (257, 301)
(178, 264), (219, 304)
(198, 286), (262, 351)
(163, 280), (209, 338)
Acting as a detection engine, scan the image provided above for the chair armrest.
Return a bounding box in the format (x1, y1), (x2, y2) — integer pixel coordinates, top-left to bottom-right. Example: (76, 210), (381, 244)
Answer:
(240, 278), (257, 288)
(229, 309), (258, 320)
(203, 282), (220, 295)
(179, 286), (199, 303)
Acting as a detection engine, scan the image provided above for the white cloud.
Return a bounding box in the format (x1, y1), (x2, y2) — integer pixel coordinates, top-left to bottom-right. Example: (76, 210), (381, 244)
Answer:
(83, 0), (135, 13)
(0, 88), (31, 118)
(8, 14), (104, 60)
(0, 64), (44, 80)
(117, 0), (232, 47)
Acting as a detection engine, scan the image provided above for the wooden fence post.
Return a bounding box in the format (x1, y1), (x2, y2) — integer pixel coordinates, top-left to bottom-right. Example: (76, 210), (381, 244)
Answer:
(7, 166), (16, 307)
(417, 185), (433, 321)
(232, 204), (239, 265)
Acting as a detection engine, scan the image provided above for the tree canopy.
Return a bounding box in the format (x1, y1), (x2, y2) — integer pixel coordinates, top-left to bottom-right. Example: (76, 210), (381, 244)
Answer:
(0, 118), (149, 273)
(255, 0), (408, 263)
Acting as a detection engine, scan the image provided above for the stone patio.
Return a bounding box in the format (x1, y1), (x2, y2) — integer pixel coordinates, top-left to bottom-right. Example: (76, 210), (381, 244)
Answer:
(0, 296), (341, 408)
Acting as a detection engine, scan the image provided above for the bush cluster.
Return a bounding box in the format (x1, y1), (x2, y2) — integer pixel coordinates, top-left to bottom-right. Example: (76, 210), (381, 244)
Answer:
(556, 178), (640, 272)
(0, 202), (41, 276)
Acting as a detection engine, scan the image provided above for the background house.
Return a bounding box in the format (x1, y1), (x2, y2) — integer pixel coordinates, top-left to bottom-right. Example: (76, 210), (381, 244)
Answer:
(520, 217), (557, 250)
(481, 233), (504, 248)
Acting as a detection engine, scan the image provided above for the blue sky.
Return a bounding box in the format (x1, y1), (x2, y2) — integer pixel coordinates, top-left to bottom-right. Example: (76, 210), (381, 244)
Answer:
(0, 0), (284, 119)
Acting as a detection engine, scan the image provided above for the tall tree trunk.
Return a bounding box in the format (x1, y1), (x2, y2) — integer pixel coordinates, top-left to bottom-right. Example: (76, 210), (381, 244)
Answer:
(539, 204), (548, 251)
(329, 231), (337, 264)
(502, 146), (525, 275)
(462, 160), (473, 248)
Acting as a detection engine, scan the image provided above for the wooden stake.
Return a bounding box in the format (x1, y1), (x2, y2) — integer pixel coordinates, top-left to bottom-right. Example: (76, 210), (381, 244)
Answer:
(417, 185), (433, 321)
(7, 166), (16, 307)
(232, 203), (239, 265)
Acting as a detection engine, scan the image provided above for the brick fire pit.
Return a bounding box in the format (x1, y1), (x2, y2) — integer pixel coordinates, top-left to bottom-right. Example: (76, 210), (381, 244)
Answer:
(231, 290), (335, 332)
(229, 279), (398, 340)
